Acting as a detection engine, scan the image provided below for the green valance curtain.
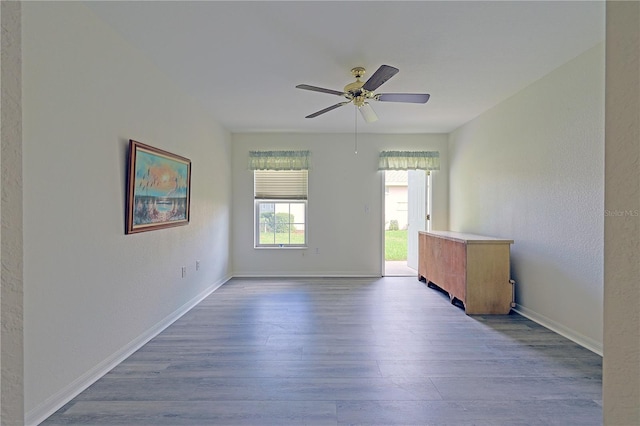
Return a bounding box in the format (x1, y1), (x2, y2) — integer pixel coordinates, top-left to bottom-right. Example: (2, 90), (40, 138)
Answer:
(249, 150), (310, 170)
(378, 151), (440, 171)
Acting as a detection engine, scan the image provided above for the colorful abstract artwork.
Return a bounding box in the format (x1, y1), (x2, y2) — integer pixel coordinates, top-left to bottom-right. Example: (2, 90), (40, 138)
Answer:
(126, 140), (191, 234)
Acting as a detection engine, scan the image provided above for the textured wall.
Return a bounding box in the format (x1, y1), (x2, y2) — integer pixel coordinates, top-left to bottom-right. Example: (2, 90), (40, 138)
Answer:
(0, 1), (24, 424)
(448, 44), (605, 352)
(603, 1), (640, 424)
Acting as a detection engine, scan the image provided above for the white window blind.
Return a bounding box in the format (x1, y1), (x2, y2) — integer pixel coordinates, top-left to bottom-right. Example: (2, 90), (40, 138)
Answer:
(254, 170), (308, 200)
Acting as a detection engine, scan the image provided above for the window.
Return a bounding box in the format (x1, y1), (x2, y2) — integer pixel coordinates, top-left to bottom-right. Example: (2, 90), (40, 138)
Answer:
(254, 170), (307, 247)
(250, 150), (309, 248)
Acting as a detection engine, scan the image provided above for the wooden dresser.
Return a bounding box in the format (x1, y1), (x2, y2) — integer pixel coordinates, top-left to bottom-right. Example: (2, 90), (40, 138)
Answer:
(418, 231), (514, 314)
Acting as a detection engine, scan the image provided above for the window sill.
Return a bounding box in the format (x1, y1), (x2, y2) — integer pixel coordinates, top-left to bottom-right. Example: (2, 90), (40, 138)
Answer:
(254, 246), (308, 250)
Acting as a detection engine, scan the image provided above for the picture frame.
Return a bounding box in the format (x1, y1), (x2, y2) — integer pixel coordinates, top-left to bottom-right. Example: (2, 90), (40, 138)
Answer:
(126, 140), (191, 234)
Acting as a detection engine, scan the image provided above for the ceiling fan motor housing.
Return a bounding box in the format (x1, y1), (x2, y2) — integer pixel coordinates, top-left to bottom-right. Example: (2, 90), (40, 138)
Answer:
(344, 67), (372, 104)
(344, 68), (365, 95)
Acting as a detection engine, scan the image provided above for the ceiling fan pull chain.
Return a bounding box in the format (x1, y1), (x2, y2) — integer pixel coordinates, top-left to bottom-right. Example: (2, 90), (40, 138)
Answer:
(354, 106), (358, 155)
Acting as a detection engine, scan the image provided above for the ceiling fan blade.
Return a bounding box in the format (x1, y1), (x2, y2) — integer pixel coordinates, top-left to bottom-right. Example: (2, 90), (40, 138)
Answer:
(296, 84), (345, 97)
(359, 103), (378, 123)
(305, 102), (350, 118)
(362, 65), (399, 92)
(376, 93), (431, 103)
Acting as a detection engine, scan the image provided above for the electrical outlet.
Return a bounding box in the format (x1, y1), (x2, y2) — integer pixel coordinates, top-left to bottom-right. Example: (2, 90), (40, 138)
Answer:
(196, 260), (200, 271)
(181, 266), (187, 278)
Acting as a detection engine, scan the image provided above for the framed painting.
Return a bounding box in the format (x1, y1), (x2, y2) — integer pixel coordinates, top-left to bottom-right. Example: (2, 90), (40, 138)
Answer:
(126, 140), (191, 234)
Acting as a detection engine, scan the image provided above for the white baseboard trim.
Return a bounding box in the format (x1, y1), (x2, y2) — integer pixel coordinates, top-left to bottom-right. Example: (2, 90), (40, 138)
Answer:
(25, 275), (232, 426)
(513, 304), (603, 356)
(232, 274), (382, 278)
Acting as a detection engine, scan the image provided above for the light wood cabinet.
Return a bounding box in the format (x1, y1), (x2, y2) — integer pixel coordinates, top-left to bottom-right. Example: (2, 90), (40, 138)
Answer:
(418, 231), (514, 315)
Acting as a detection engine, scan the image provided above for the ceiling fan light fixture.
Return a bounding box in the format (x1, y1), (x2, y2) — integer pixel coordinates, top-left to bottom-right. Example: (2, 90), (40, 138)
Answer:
(358, 103), (378, 123)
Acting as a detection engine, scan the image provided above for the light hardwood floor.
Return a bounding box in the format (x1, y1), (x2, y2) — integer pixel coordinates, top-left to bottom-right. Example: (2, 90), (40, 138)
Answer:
(42, 277), (602, 425)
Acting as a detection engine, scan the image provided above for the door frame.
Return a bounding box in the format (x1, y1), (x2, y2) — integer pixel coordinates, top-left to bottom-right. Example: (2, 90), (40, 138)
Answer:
(380, 170), (432, 276)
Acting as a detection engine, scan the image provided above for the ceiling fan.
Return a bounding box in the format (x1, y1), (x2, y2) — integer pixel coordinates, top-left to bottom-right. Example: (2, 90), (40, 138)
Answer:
(296, 65), (430, 123)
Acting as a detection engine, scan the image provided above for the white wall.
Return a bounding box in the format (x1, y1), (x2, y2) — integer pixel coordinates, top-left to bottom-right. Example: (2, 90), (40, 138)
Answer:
(232, 133), (448, 276)
(22, 3), (232, 423)
(603, 2), (640, 424)
(448, 44), (605, 352)
(0, 2), (24, 424)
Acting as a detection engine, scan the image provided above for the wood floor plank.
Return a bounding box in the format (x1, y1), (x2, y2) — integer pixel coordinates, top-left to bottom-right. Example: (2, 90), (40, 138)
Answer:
(45, 401), (337, 426)
(336, 399), (602, 426)
(41, 277), (602, 425)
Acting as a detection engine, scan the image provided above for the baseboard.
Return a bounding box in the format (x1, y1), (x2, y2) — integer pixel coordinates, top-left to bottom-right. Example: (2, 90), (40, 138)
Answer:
(513, 304), (603, 356)
(25, 275), (232, 426)
(232, 273), (382, 278)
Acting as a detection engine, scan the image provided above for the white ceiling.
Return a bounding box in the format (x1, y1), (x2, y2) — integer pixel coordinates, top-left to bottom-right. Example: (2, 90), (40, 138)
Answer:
(85, 1), (605, 134)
